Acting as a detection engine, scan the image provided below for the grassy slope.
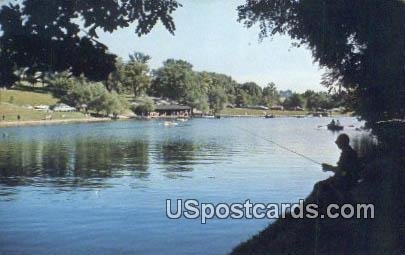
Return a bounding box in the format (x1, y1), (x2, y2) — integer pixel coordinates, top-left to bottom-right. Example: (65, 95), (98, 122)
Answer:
(0, 89), (58, 106)
(0, 89), (87, 122)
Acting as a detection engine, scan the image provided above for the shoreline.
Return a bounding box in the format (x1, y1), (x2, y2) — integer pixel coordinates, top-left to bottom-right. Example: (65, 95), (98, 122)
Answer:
(0, 117), (111, 128)
(0, 113), (350, 128)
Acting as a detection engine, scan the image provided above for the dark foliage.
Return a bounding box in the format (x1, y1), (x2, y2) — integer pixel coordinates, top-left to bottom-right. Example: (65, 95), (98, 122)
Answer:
(238, 0), (405, 146)
(231, 155), (404, 254)
(0, 0), (181, 87)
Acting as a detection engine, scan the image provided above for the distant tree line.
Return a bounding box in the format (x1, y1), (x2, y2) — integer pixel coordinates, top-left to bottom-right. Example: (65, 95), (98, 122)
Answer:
(0, 0), (341, 115)
(41, 52), (342, 115)
(3, 0), (396, 132)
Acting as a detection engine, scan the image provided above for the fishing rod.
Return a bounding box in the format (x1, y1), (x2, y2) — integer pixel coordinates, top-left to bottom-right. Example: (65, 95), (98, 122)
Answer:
(236, 126), (323, 166)
(236, 125), (323, 255)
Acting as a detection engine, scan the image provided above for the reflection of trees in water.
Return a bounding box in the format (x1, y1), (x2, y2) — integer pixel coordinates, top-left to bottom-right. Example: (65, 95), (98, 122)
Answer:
(0, 138), (150, 188)
(0, 186), (18, 201)
(124, 140), (150, 179)
(157, 140), (198, 175)
(0, 137), (226, 188)
(74, 138), (122, 178)
(42, 141), (71, 177)
(74, 138), (150, 179)
(0, 140), (41, 186)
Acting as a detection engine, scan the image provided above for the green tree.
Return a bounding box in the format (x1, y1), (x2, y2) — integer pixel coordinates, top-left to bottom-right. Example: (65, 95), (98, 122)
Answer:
(303, 90), (338, 110)
(185, 90), (209, 113)
(91, 91), (126, 117)
(198, 71), (239, 109)
(240, 82), (263, 105)
(106, 58), (125, 93)
(65, 81), (105, 111)
(262, 82), (279, 106)
(0, 0), (181, 87)
(120, 52), (151, 97)
(235, 90), (250, 107)
(151, 59), (200, 103)
(48, 72), (76, 97)
(283, 93), (303, 109)
(303, 90), (319, 110)
(208, 88), (228, 114)
(131, 97), (155, 116)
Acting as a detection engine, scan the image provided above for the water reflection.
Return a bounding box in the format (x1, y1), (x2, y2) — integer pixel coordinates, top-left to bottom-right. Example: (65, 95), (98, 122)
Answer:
(124, 140), (150, 179)
(0, 117), (361, 195)
(0, 133), (220, 190)
(157, 140), (198, 174)
(0, 138), (153, 188)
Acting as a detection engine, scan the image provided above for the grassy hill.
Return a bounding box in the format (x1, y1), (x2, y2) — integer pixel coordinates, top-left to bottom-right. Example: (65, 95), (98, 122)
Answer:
(0, 88), (86, 122)
(0, 89), (58, 106)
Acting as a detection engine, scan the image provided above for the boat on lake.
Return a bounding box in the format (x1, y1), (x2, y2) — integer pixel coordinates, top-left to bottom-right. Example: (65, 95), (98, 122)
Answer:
(327, 119), (344, 131)
(164, 121), (178, 127)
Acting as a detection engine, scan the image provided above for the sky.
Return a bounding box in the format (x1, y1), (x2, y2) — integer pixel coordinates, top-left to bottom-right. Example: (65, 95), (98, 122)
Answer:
(0, 0), (325, 92)
(98, 1), (326, 92)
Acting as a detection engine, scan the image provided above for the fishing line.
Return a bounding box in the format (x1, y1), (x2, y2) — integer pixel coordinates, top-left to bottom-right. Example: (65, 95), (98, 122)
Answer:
(236, 126), (323, 166)
(236, 124), (323, 255)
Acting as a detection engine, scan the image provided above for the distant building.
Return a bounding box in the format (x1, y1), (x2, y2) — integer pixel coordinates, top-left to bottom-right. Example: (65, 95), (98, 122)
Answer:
(154, 104), (192, 117)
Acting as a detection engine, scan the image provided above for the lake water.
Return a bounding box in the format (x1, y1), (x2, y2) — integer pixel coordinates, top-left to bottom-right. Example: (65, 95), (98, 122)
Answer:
(0, 117), (364, 254)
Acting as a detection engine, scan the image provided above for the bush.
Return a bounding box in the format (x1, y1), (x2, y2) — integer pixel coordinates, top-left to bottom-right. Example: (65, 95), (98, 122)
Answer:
(49, 74), (128, 116)
(48, 72), (76, 96)
(91, 91), (127, 117)
(62, 82), (104, 110)
(352, 134), (379, 159)
(131, 98), (154, 115)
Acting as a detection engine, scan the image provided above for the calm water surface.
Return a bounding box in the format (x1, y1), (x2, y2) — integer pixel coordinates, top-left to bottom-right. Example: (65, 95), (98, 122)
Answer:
(0, 117), (364, 254)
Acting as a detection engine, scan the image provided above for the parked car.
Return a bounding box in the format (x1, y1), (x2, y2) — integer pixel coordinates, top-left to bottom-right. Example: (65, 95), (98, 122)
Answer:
(53, 103), (76, 112)
(34, 105), (50, 111)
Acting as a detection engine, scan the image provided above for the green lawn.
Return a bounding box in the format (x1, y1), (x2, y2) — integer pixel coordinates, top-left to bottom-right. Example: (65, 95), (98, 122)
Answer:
(0, 89), (58, 106)
(0, 103), (87, 121)
(0, 89), (87, 122)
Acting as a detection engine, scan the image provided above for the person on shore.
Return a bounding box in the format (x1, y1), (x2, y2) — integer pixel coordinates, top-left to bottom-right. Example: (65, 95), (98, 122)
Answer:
(320, 134), (360, 200)
(17, 114), (21, 121)
(2, 115), (4, 121)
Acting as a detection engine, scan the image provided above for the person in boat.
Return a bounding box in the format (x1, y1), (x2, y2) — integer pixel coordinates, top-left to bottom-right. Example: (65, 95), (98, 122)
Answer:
(322, 134), (359, 190)
(330, 119), (336, 126)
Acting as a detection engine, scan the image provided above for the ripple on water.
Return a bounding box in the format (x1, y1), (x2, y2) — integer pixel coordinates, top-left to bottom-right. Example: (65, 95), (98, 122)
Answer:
(0, 117), (367, 254)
